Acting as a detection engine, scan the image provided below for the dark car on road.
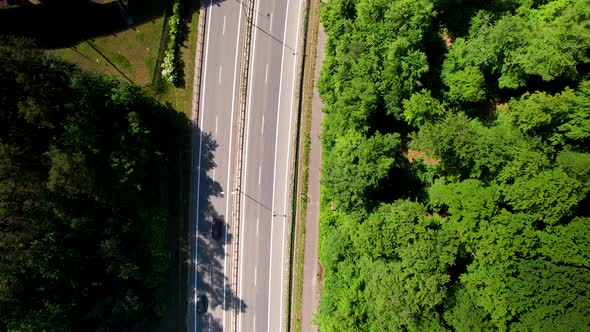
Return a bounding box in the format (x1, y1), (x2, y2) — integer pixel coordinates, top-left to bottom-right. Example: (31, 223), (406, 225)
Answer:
(211, 217), (223, 240)
(196, 295), (208, 314)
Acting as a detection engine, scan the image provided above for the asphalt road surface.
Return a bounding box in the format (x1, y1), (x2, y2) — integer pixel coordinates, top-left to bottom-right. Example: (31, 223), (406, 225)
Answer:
(190, 0), (303, 329)
(189, 0), (244, 330)
(237, 0), (303, 329)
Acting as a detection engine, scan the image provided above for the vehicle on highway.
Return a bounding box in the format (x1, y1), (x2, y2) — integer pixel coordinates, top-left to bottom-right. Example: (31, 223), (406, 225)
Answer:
(196, 295), (208, 314)
(211, 217), (223, 240)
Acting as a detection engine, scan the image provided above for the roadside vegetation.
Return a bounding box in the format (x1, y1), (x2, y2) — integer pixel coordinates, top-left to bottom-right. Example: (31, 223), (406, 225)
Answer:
(50, 16), (165, 85)
(317, 0), (590, 330)
(1, 0), (200, 117)
(0, 0), (199, 330)
(290, 0), (321, 330)
(161, 0), (184, 85)
(0, 37), (190, 330)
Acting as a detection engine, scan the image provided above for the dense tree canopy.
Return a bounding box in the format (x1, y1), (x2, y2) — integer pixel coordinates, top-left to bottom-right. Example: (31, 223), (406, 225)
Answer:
(318, 0), (590, 330)
(0, 38), (188, 331)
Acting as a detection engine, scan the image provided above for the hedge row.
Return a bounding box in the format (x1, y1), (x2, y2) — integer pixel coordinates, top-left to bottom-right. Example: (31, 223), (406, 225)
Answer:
(161, 0), (182, 85)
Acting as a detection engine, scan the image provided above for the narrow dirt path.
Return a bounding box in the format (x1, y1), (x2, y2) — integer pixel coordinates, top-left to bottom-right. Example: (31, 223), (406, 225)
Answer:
(300, 22), (326, 332)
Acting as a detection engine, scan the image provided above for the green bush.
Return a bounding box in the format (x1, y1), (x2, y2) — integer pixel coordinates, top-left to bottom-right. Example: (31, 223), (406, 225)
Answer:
(161, 1), (182, 85)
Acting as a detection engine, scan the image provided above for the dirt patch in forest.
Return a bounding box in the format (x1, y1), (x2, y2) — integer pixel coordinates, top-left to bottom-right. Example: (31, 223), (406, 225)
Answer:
(442, 28), (453, 49)
(404, 148), (439, 166)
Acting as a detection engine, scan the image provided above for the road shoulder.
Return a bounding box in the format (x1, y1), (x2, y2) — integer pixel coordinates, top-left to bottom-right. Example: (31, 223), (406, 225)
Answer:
(299, 20), (326, 332)
(289, 0), (325, 329)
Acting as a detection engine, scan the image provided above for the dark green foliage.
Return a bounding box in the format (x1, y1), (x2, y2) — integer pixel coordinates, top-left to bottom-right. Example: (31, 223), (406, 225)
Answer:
(318, 0), (590, 330)
(504, 169), (585, 225)
(442, 0), (590, 91)
(505, 85), (590, 145)
(322, 131), (401, 212)
(0, 38), (189, 331)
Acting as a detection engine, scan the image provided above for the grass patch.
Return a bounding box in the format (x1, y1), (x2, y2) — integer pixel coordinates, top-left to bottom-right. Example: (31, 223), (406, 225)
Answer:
(289, 0), (321, 331)
(49, 1), (197, 118)
(51, 16), (165, 85)
(150, 8), (199, 117)
(108, 50), (133, 72)
(145, 51), (158, 81)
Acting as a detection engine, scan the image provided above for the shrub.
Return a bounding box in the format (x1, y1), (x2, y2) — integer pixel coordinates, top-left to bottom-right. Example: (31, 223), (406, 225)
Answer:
(161, 1), (182, 85)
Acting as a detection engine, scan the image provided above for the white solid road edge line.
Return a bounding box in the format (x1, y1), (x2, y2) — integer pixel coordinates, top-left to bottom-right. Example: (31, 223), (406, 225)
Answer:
(280, 0), (304, 328)
(226, 2), (244, 331)
(195, 0), (215, 331)
(238, 0), (262, 328)
(268, 0), (293, 328)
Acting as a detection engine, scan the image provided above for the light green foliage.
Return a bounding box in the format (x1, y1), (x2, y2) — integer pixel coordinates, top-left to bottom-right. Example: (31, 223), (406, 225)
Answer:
(444, 287), (495, 332)
(403, 89), (446, 126)
(429, 179), (500, 242)
(318, 201), (458, 331)
(538, 217), (590, 267)
(161, 1), (182, 85)
(318, 0), (590, 330)
(460, 212), (590, 330)
(319, 0), (357, 41)
(320, 76), (378, 149)
(362, 202), (457, 331)
(568, 81), (590, 140)
(443, 0), (590, 91)
(318, 0), (436, 126)
(412, 112), (554, 180)
(557, 150), (590, 189)
(381, 38), (430, 117)
(504, 169), (585, 225)
(495, 141), (552, 184)
(504, 87), (590, 145)
(354, 200), (425, 260)
(443, 65), (487, 102)
(323, 130), (401, 211)
(410, 112), (477, 172)
(317, 213), (367, 332)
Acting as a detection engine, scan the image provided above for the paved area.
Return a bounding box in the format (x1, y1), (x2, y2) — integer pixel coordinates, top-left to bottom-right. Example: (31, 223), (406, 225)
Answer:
(188, 0), (305, 330)
(300, 22), (326, 332)
(188, 0), (245, 330)
(237, 0), (304, 329)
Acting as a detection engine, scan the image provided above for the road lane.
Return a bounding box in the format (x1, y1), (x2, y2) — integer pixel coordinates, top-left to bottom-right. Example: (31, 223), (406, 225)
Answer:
(237, 0), (303, 329)
(267, 0), (303, 329)
(238, 0), (278, 328)
(190, 0), (244, 330)
(190, 0), (303, 329)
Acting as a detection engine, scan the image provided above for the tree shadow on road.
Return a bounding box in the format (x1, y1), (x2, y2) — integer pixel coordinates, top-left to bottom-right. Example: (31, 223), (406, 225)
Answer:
(187, 122), (247, 331)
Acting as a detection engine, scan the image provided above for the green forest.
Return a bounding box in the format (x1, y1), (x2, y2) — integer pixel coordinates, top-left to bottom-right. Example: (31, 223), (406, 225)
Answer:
(0, 38), (189, 330)
(317, 0), (590, 331)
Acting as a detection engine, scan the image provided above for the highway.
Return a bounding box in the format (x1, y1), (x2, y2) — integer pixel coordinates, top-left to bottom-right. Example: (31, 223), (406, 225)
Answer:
(189, 0), (244, 330)
(189, 0), (303, 329)
(238, 0), (303, 329)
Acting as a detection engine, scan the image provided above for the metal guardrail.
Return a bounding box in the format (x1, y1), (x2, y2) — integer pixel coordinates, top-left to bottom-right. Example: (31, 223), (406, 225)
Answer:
(232, 0), (256, 330)
(192, 3), (208, 122)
